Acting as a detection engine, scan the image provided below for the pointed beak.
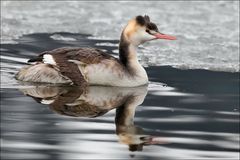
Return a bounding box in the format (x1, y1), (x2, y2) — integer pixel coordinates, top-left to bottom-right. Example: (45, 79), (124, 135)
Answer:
(154, 32), (176, 40)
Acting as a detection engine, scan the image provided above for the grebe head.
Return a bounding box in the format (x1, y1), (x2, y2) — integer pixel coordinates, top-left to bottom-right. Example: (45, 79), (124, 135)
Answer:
(122, 15), (176, 46)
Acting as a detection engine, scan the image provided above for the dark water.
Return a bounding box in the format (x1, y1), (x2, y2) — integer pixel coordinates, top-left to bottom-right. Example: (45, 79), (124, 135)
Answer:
(1, 33), (239, 159)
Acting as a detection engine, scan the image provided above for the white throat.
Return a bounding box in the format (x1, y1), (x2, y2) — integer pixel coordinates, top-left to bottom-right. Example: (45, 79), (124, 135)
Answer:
(126, 44), (147, 79)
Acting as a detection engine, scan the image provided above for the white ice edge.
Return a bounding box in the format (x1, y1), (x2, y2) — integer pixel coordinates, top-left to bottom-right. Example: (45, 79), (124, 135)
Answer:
(0, 55), (29, 63)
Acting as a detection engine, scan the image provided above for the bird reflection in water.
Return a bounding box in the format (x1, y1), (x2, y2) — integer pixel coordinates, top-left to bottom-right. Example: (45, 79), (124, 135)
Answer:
(19, 85), (166, 152)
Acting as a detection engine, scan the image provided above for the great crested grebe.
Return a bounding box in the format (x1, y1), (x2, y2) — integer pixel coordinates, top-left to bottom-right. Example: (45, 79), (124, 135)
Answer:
(16, 15), (176, 87)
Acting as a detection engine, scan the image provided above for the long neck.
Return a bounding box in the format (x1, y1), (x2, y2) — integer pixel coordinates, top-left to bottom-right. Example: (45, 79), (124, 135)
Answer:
(118, 31), (148, 83)
(119, 33), (138, 67)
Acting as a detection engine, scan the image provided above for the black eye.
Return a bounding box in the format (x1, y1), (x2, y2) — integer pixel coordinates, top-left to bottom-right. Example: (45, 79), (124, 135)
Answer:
(146, 29), (150, 34)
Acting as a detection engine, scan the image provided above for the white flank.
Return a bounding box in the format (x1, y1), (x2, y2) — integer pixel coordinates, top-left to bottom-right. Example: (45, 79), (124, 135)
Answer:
(86, 62), (148, 87)
(43, 54), (56, 65)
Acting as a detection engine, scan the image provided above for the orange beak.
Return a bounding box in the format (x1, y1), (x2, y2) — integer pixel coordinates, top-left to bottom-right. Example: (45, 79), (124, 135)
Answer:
(154, 32), (177, 40)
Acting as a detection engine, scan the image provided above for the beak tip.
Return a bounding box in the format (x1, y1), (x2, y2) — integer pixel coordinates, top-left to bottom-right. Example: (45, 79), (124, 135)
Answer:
(168, 36), (177, 40)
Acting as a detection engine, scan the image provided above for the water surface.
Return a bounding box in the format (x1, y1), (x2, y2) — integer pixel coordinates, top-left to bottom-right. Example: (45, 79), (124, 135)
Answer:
(1, 33), (239, 159)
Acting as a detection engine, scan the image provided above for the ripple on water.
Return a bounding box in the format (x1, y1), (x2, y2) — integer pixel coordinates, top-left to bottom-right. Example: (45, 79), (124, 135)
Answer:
(0, 32), (239, 159)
